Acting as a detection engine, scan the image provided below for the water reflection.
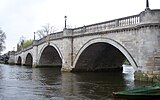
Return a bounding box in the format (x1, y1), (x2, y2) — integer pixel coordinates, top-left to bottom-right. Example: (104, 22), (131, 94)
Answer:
(0, 64), (151, 100)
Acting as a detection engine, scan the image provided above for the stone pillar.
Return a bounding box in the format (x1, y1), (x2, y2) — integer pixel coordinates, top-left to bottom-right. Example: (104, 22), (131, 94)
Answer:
(61, 29), (73, 72)
(140, 9), (160, 23)
(21, 50), (25, 65)
(8, 51), (15, 64)
(32, 40), (38, 67)
(135, 9), (160, 82)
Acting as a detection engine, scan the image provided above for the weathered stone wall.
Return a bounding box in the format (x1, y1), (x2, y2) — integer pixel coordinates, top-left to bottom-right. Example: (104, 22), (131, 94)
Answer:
(61, 29), (74, 71)
(140, 9), (160, 23)
(72, 27), (139, 70)
(134, 9), (160, 81)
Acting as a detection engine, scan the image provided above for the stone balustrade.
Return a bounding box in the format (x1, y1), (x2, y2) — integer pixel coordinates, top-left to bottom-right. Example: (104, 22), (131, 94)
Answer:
(73, 14), (140, 34)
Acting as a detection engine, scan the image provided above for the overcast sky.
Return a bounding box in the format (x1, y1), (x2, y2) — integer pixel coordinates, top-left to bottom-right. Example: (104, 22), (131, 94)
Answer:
(0, 0), (159, 54)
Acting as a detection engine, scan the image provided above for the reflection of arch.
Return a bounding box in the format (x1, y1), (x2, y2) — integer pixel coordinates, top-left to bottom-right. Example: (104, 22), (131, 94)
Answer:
(25, 53), (33, 66)
(73, 37), (138, 71)
(38, 44), (62, 67)
(17, 56), (22, 65)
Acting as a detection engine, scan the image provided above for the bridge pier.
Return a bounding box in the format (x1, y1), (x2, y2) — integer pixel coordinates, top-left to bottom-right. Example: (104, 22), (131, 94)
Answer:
(61, 29), (74, 72)
(134, 9), (160, 82)
(135, 71), (160, 82)
(32, 41), (38, 67)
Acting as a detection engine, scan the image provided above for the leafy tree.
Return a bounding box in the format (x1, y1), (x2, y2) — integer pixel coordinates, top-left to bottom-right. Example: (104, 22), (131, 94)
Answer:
(17, 36), (33, 51)
(0, 28), (6, 54)
(22, 39), (33, 48)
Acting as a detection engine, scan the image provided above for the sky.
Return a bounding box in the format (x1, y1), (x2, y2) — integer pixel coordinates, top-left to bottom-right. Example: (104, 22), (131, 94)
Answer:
(0, 0), (159, 54)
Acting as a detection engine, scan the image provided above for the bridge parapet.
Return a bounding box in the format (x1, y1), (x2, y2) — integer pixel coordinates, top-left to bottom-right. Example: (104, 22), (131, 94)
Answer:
(23, 44), (33, 52)
(35, 31), (63, 45)
(15, 9), (160, 55)
(140, 9), (160, 23)
(14, 31), (63, 55)
(50, 31), (63, 39)
(73, 14), (140, 35)
(15, 43), (34, 55)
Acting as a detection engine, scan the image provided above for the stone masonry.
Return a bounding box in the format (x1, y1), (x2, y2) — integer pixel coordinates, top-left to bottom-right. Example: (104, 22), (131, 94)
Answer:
(9, 8), (160, 82)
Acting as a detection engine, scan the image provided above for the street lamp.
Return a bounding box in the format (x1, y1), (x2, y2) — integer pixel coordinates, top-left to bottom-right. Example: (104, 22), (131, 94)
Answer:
(34, 32), (35, 40)
(64, 15), (67, 29)
(146, 0), (149, 8)
(145, 0), (150, 10)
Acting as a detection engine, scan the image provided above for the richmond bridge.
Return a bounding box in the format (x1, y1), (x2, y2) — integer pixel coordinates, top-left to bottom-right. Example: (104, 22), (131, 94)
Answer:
(8, 6), (160, 81)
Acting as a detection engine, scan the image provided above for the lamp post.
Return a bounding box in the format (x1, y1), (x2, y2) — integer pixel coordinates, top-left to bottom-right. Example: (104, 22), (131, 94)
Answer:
(34, 32), (35, 40)
(64, 15), (67, 29)
(145, 0), (150, 10)
(146, 0), (149, 8)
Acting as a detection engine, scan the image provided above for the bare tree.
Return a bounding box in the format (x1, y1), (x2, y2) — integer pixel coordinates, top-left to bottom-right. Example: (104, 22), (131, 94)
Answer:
(0, 28), (6, 54)
(19, 36), (25, 46)
(36, 29), (45, 39)
(17, 36), (25, 51)
(36, 23), (57, 39)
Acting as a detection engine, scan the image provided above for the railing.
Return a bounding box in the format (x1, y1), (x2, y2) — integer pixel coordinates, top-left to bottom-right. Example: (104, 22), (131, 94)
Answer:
(35, 31), (63, 45)
(15, 14), (140, 55)
(15, 44), (34, 55)
(49, 31), (63, 40)
(23, 44), (33, 51)
(118, 14), (140, 26)
(73, 14), (140, 34)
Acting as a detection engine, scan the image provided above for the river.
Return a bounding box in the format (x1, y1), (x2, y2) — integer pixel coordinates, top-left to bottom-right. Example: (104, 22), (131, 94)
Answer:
(0, 64), (151, 100)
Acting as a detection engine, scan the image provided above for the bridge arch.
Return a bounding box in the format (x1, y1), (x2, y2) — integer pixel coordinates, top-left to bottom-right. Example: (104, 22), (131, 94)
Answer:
(17, 56), (22, 65)
(25, 53), (33, 66)
(38, 43), (62, 67)
(73, 37), (138, 71)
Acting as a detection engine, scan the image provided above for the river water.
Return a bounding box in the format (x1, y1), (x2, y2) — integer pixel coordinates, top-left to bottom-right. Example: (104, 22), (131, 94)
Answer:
(0, 64), (151, 100)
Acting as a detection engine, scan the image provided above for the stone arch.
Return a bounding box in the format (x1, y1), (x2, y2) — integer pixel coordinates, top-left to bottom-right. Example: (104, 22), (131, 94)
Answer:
(73, 37), (138, 71)
(17, 56), (22, 65)
(38, 43), (62, 67)
(25, 53), (33, 66)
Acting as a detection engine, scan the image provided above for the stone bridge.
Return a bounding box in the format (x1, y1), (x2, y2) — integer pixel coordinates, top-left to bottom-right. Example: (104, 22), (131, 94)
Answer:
(9, 8), (160, 82)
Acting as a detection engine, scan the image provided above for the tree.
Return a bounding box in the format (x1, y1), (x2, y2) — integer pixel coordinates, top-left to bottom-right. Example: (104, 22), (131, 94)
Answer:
(36, 23), (57, 39)
(0, 28), (6, 54)
(17, 36), (25, 51)
(19, 36), (25, 46)
(17, 36), (33, 51)
(22, 39), (33, 48)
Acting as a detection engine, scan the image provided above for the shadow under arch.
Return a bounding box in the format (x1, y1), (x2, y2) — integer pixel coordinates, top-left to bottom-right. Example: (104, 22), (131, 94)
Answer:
(73, 37), (138, 71)
(25, 53), (33, 66)
(17, 56), (22, 65)
(38, 43), (62, 67)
